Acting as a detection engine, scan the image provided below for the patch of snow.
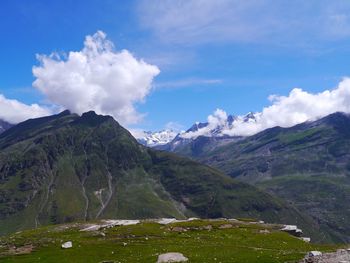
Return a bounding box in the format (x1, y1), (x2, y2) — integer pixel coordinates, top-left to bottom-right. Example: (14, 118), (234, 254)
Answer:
(157, 217), (199, 225)
(300, 237), (311, 243)
(135, 130), (178, 147)
(104, 219), (140, 226)
(179, 111), (257, 139)
(80, 225), (101, 232)
(80, 219), (140, 232)
(281, 225), (298, 231)
(157, 218), (179, 225)
(187, 217), (199, 221)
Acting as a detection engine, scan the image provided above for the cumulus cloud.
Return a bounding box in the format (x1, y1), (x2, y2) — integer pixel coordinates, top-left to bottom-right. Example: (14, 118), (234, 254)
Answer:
(182, 78), (350, 138)
(33, 31), (160, 125)
(0, 94), (52, 124)
(138, 0), (350, 45)
(180, 109), (229, 138)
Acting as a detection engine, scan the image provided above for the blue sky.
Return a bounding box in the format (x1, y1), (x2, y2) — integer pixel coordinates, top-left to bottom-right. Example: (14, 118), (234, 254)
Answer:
(1, 0), (350, 132)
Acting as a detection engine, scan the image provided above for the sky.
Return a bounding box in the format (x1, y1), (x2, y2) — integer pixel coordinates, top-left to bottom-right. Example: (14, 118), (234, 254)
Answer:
(2, 0), (350, 135)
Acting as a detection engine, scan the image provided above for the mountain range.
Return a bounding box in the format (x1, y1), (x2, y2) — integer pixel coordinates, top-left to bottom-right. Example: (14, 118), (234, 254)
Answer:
(0, 110), (313, 238)
(157, 112), (350, 243)
(137, 112), (256, 148)
(2, 109), (350, 243)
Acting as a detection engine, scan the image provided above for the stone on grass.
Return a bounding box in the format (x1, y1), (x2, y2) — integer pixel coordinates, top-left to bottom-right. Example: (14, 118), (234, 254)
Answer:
(61, 241), (72, 249)
(157, 252), (188, 263)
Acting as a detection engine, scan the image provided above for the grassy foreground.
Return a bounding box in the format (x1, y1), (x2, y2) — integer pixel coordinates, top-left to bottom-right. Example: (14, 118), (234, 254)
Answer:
(0, 219), (339, 263)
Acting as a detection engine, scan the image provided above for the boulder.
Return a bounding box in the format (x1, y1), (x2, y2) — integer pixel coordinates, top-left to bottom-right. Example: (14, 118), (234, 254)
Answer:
(308, 251), (322, 257)
(281, 225), (303, 237)
(157, 252), (188, 263)
(61, 241), (72, 249)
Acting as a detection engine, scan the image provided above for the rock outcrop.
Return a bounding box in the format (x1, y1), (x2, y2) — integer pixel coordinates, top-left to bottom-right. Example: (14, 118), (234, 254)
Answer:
(300, 249), (350, 263)
(157, 252), (188, 263)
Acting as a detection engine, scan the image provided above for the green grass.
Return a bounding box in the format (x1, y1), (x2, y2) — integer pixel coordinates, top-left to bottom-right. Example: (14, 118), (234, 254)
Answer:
(0, 219), (339, 263)
(277, 128), (324, 145)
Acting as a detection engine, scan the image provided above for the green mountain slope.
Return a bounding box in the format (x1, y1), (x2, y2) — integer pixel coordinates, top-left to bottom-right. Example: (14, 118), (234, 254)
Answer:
(194, 112), (350, 243)
(0, 111), (312, 237)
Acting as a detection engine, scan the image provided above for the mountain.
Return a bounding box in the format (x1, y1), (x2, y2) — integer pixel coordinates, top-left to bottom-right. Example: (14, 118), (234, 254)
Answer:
(152, 112), (257, 154)
(0, 110), (314, 237)
(191, 112), (350, 243)
(0, 119), (13, 134)
(200, 112), (350, 182)
(158, 134), (243, 158)
(181, 112), (256, 138)
(136, 112), (257, 151)
(136, 129), (177, 147)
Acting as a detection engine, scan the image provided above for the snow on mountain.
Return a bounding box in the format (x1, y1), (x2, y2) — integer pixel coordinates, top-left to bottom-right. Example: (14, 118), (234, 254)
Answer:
(179, 110), (257, 139)
(134, 110), (258, 148)
(136, 130), (178, 147)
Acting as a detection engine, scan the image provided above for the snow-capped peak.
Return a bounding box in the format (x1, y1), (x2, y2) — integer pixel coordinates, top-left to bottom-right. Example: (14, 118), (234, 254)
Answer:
(133, 110), (257, 148)
(179, 111), (258, 139)
(135, 129), (178, 147)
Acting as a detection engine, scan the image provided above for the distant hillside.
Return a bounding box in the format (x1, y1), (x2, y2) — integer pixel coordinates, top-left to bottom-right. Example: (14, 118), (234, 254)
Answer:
(188, 112), (350, 243)
(0, 120), (13, 134)
(0, 111), (314, 237)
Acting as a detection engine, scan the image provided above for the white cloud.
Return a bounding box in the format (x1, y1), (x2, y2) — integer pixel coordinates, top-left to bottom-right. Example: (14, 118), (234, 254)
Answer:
(32, 31), (160, 125)
(129, 128), (147, 139)
(137, 0), (350, 45)
(182, 78), (350, 138)
(180, 108), (229, 138)
(0, 94), (52, 124)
